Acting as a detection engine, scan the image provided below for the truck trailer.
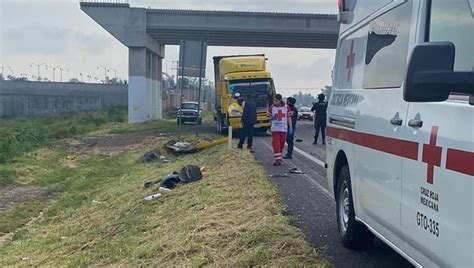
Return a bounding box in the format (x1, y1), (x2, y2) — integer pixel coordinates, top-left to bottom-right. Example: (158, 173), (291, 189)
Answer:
(213, 54), (276, 134)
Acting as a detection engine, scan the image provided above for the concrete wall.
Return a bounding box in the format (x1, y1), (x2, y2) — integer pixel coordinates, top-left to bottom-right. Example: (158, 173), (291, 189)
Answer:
(0, 81), (128, 117)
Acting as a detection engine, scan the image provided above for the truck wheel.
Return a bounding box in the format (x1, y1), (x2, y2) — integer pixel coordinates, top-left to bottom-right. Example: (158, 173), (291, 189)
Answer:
(336, 165), (374, 249)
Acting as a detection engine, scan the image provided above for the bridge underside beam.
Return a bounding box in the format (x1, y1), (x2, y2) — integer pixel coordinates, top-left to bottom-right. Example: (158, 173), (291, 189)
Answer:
(148, 28), (337, 48)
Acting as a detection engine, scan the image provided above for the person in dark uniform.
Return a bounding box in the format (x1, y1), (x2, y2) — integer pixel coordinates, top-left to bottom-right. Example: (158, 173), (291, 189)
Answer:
(284, 97), (298, 159)
(311, 93), (328, 145)
(238, 94), (257, 150)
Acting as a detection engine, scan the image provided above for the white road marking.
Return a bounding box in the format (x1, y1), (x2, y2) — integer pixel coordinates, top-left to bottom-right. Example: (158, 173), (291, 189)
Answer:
(261, 140), (332, 199)
(293, 146), (326, 168)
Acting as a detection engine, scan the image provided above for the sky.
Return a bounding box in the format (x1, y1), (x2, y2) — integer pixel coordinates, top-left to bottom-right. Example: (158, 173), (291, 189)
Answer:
(0, 0), (337, 96)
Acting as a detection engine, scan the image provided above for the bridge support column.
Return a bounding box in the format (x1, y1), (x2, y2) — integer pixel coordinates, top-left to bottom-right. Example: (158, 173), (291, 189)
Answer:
(128, 47), (163, 123)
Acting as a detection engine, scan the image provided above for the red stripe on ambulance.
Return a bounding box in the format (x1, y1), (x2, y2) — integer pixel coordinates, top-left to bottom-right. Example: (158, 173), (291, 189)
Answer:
(446, 148), (474, 176)
(326, 127), (418, 160)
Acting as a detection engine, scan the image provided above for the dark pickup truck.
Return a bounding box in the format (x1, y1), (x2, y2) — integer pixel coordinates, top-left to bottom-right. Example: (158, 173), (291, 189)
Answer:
(177, 102), (202, 125)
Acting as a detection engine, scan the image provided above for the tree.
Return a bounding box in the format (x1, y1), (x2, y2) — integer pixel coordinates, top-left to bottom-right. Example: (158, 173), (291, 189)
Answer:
(106, 77), (127, 84)
(69, 78), (82, 83)
(0, 74), (4, 81)
(292, 91), (317, 108)
(320, 85), (332, 100)
(7, 75), (28, 82)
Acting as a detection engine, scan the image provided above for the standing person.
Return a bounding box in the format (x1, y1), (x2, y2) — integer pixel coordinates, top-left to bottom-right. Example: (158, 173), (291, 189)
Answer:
(238, 94), (257, 150)
(311, 93), (328, 145)
(268, 94), (293, 166)
(283, 97), (298, 159)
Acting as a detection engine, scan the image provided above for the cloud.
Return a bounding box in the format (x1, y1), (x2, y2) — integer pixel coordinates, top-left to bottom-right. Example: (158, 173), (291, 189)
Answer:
(1, 26), (113, 56)
(1, 0), (337, 95)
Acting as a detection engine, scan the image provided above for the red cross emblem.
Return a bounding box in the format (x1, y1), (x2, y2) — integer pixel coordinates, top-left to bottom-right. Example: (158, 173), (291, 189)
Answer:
(422, 126), (442, 185)
(346, 40), (356, 82)
(276, 109), (285, 121)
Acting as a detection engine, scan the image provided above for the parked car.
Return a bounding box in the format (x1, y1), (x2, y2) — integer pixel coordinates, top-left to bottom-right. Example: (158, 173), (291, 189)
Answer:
(298, 107), (313, 121)
(177, 102), (202, 125)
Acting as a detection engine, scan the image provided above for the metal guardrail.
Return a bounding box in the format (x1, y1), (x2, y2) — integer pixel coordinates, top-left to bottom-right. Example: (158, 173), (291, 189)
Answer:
(80, 0), (129, 4)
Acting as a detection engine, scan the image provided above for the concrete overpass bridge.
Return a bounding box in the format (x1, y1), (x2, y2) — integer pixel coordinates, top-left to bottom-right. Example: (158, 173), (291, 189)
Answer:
(80, 0), (339, 123)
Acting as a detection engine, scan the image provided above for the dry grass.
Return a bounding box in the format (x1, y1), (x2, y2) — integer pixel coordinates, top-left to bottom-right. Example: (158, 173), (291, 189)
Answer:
(0, 114), (326, 266)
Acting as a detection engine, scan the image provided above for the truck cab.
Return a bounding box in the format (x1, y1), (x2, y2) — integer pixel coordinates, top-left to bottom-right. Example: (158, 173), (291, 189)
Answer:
(213, 55), (276, 134)
(326, 0), (473, 267)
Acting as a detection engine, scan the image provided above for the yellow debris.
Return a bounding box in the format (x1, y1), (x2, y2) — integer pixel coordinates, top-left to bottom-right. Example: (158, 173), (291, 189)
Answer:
(195, 137), (228, 150)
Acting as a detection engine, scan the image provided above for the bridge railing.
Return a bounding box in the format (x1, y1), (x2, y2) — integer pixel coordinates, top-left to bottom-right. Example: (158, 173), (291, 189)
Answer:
(80, 0), (129, 4)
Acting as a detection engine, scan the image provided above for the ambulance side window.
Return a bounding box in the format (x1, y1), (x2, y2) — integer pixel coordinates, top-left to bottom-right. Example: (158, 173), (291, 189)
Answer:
(429, 0), (474, 72)
(363, 2), (413, 89)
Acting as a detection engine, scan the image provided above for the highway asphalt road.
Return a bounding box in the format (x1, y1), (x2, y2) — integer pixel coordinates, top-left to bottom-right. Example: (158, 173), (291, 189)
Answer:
(251, 120), (413, 268)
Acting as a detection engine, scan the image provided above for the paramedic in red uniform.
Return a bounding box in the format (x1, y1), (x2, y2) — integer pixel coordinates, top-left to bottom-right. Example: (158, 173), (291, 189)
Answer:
(267, 94), (293, 166)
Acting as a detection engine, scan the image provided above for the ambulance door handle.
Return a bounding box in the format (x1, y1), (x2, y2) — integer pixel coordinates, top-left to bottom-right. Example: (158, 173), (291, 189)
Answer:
(390, 118), (403, 126)
(408, 119), (423, 128)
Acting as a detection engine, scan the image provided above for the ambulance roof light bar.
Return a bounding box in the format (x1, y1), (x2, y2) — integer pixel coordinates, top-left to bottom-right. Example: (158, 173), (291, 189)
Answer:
(338, 0), (351, 24)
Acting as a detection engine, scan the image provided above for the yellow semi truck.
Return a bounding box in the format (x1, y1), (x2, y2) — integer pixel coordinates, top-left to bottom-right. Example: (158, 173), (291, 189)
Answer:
(213, 54), (276, 134)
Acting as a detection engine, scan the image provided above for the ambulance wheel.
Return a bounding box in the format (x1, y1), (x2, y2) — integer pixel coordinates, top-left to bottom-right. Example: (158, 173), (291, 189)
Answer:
(336, 165), (374, 249)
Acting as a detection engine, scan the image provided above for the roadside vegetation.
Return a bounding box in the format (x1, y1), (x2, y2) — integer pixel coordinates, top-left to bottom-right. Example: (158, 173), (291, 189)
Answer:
(0, 109), (326, 266)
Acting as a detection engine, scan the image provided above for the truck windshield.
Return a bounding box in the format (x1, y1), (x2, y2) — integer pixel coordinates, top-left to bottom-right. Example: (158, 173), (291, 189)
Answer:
(229, 79), (273, 108)
(181, 103), (199, 110)
(430, 0), (474, 72)
(229, 79), (271, 97)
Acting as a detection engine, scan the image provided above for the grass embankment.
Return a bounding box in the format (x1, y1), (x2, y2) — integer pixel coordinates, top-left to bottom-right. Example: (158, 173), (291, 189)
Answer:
(0, 110), (326, 266)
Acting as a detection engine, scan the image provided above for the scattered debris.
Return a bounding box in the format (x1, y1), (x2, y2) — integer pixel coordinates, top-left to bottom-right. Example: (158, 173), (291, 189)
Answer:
(269, 173), (290, 178)
(159, 187), (172, 192)
(289, 168), (306, 174)
(295, 139), (303, 143)
(166, 137), (228, 154)
(139, 149), (175, 164)
(21, 257), (29, 261)
(178, 165), (203, 183)
(144, 193), (162, 202)
(139, 150), (161, 163)
(195, 137), (228, 150)
(159, 172), (181, 189)
(143, 181), (155, 188)
(144, 165), (204, 192)
(66, 155), (76, 161)
(166, 141), (197, 154)
(92, 200), (102, 204)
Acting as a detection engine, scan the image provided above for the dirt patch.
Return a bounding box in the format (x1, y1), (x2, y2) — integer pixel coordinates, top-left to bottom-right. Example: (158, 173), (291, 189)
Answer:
(0, 186), (48, 211)
(67, 130), (171, 156)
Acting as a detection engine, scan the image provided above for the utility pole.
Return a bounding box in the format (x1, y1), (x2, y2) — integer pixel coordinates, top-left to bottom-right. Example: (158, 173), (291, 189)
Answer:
(97, 65), (108, 83)
(197, 41), (205, 116)
(45, 65), (58, 81)
(58, 67), (69, 82)
(179, 43), (186, 128)
(108, 68), (117, 80)
(31, 63), (46, 81)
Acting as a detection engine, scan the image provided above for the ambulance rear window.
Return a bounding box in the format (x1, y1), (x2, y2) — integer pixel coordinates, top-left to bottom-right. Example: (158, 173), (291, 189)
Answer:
(429, 0), (474, 72)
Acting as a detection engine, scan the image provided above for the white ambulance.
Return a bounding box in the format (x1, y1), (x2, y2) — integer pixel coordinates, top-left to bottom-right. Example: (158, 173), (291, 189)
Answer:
(326, 0), (473, 267)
